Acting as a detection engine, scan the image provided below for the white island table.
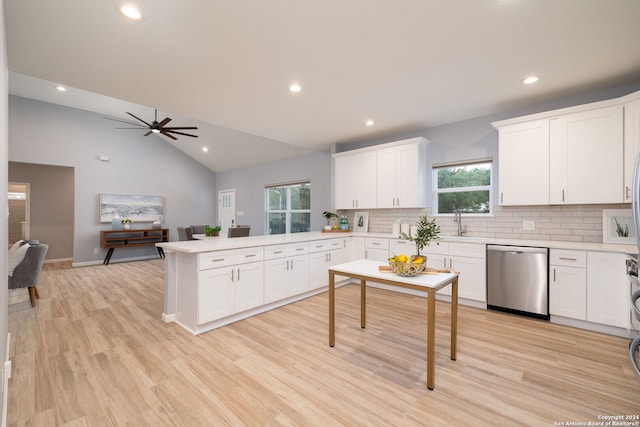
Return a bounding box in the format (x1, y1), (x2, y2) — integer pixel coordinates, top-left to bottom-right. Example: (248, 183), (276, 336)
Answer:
(328, 259), (459, 390)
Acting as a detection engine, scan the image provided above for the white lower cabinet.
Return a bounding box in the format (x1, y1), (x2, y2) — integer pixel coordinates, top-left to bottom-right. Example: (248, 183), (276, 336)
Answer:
(309, 238), (345, 290)
(422, 242), (486, 302)
(549, 249), (587, 320)
(197, 247), (264, 325)
(365, 237), (389, 261)
(264, 242), (310, 304)
(586, 251), (629, 328)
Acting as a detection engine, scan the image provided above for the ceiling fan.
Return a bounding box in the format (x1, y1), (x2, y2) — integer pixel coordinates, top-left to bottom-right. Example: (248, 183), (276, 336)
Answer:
(106, 109), (198, 140)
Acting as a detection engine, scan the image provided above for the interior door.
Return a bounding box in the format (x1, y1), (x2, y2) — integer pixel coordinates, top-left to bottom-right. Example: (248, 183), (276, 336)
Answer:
(8, 182), (30, 244)
(218, 189), (235, 236)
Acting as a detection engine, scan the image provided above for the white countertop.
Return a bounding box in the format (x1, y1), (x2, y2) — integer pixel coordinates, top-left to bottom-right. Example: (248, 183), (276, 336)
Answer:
(156, 230), (638, 255)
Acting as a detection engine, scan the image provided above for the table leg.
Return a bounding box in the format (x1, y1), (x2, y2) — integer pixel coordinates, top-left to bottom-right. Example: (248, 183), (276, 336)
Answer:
(427, 289), (436, 390)
(329, 271), (335, 347)
(103, 248), (114, 265)
(361, 279), (366, 329)
(451, 277), (458, 361)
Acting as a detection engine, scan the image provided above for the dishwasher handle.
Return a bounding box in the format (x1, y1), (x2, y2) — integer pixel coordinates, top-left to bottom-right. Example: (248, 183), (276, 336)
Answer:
(487, 245), (548, 255)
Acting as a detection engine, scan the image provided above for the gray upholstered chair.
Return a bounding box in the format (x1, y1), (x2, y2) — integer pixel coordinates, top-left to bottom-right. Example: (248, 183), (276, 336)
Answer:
(8, 243), (48, 307)
(190, 225), (208, 234)
(177, 226), (196, 241)
(228, 225), (250, 238)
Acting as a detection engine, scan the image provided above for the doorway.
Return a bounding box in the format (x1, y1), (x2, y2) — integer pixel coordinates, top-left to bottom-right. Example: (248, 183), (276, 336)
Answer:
(218, 189), (235, 237)
(8, 182), (30, 244)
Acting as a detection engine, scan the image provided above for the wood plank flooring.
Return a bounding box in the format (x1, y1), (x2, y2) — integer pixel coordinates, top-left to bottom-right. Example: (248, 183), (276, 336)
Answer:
(7, 260), (640, 426)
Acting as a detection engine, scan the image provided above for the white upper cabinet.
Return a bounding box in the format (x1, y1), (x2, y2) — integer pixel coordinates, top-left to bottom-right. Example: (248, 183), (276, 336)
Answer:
(624, 96), (640, 202)
(497, 119), (550, 205)
(493, 92), (636, 206)
(377, 139), (428, 208)
(334, 137), (428, 210)
(549, 105), (623, 204)
(334, 150), (377, 209)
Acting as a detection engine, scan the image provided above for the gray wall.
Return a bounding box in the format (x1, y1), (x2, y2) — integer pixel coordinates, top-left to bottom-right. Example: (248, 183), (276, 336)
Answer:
(8, 95), (218, 264)
(336, 81), (640, 205)
(215, 150), (332, 235)
(9, 162), (74, 261)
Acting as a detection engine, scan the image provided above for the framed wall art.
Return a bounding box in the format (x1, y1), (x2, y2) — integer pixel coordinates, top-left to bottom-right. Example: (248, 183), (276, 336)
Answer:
(602, 209), (635, 245)
(353, 211), (369, 232)
(99, 193), (164, 223)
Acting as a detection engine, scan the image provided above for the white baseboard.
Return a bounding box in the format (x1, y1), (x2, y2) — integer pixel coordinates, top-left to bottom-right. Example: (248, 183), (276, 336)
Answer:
(44, 257), (72, 264)
(72, 255), (160, 268)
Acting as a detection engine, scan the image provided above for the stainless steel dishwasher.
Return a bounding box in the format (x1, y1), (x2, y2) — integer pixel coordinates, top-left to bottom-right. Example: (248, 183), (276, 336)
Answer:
(487, 245), (549, 320)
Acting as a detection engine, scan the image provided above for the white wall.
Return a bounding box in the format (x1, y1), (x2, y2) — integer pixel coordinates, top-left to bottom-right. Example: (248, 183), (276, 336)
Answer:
(1, 0), (10, 421)
(8, 96), (218, 264)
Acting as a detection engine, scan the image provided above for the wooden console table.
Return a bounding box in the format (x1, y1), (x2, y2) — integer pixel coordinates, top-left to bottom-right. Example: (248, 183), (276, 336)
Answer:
(328, 259), (459, 390)
(100, 228), (169, 265)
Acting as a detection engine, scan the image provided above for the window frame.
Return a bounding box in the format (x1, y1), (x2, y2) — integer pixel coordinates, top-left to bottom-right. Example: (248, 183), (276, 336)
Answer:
(265, 181), (311, 235)
(432, 159), (493, 217)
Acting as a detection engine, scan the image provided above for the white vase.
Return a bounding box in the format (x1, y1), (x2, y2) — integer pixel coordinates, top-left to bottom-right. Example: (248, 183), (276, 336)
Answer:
(123, 223), (130, 230)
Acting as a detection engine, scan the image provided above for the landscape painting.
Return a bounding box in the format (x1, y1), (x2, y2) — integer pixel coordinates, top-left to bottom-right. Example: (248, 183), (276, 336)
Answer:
(100, 193), (164, 223)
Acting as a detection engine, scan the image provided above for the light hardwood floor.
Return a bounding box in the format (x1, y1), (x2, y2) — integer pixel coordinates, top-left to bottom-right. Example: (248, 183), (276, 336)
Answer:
(7, 260), (640, 426)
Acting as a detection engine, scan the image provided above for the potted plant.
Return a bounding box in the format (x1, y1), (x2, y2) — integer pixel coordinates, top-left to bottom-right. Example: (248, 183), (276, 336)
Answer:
(121, 218), (133, 230)
(400, 214), (441, 258)
(322, 211), (338, 230)
(204, 225), (221, 237)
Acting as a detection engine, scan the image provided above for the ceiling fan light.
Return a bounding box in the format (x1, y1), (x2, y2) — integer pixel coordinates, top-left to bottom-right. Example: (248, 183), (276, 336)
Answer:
(151, 129), (160, 133)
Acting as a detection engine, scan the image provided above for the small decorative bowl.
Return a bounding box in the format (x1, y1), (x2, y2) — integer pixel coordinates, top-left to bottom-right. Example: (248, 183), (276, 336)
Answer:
(388, 258), (427, 277)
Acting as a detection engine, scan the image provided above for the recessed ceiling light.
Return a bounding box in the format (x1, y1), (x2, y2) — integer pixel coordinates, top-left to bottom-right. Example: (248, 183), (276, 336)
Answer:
(365, 119), (374, 126)
(202, 147), (209, 152)
(289, 83), (301, 93)
(55, 85), (66, 92)
(523, 75), (539, 85)
(120, 4), (143, 20)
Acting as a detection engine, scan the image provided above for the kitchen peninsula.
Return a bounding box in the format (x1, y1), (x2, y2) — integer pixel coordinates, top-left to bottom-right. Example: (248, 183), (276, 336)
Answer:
(157, 232), (355, 334)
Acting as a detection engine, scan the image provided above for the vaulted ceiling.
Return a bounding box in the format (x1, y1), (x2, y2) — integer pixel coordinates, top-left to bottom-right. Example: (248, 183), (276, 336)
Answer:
(6, 0), (640, 172)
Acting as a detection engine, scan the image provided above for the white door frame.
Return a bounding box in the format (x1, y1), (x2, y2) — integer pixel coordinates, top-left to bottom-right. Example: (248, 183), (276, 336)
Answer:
(218, 189), (236, 237)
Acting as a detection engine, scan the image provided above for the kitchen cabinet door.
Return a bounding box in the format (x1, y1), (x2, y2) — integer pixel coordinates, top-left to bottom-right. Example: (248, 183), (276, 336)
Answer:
(334, 151), (377, 209)
(586, 252), (629, 328)
(550, 265), (587, 320)
(234, 261), (264, 313)
(449, 254), (486, 302)
(198, 267), (234, 324)
(377, 141), (427, 208)
(497, 119), (550, 205)
(309, 248), (344, 290)
(549, 106), (624, 204)
(264, 258), (290, 304)
(289, 254), (310, 295)
(624, 96), (640, 202)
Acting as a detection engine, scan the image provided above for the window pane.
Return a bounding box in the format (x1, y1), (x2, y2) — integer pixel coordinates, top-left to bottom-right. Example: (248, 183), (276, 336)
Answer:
(267, 212), (286, 235)
(437, 190), (490, 214)
(268, 187), (287, 210)
(290, 212), (310, 233)
(436, 163), (491, 189)
(290, 183), (311, 210)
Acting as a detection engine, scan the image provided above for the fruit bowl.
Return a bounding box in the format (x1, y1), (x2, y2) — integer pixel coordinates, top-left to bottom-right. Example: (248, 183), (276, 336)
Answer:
(388, 256), (426, 277)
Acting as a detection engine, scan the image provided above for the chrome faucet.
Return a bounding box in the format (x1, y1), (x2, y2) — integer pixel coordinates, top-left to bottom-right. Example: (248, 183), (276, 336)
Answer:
(453, 210), (466, 236)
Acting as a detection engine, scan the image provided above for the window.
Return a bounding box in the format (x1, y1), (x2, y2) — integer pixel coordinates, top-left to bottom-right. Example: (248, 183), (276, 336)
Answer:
(266, 181), (311, 234)
(433, 159), (492, 215)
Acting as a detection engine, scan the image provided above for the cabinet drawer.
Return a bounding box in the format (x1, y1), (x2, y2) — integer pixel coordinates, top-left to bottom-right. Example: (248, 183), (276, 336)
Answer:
(198, 247), (264, 270)
(550, 249), (586, 268)
(309, 238), (343, 253)
(423, 242), (449, 256)
(365, 238), (389, 250)
(198, 251), (237, 270)
(389, 239), (415, 256)
(449, 242), (485, 259)
(264, 242), (309, 259)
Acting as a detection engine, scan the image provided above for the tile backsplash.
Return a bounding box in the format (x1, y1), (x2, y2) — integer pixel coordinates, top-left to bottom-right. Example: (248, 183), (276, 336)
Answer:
(338, 204), (632, 243)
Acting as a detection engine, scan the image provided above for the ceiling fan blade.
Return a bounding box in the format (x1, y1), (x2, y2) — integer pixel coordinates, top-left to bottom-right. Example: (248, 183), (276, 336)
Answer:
(164, 129), (199, 138)
(143, 130), (153, 137)
(159, 130), (178, 140)
(162, 126), (198, 130)
(126, 112), (153, 127)
(104, 117), (147, 127)
(157, 117), (172, 128)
